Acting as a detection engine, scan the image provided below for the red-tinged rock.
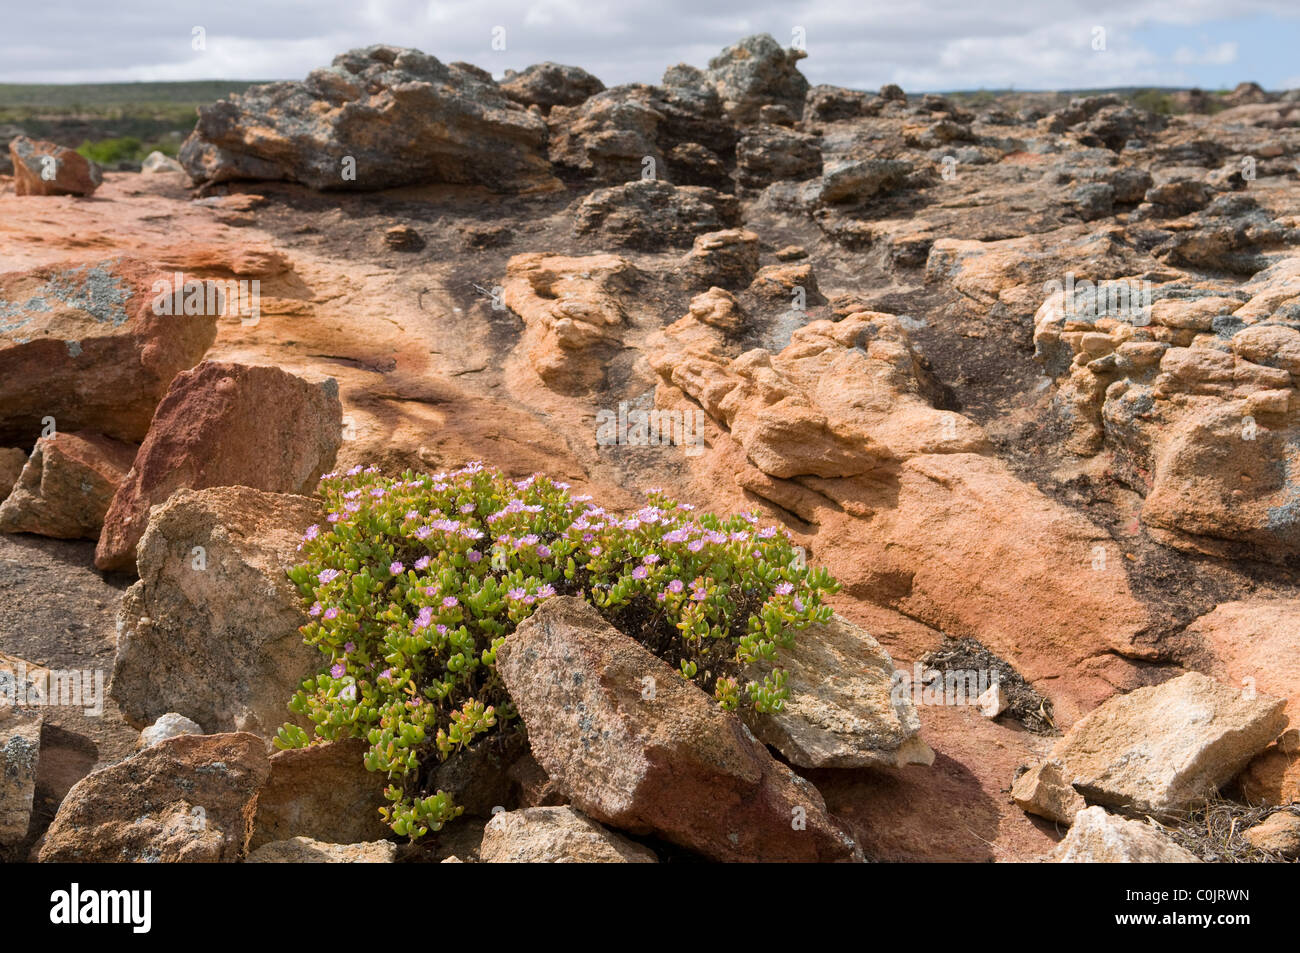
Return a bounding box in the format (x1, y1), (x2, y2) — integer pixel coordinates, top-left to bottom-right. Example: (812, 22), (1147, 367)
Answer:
(496, 596), (862, 862)
(0, 431), (137, 539)
(36, 732), (269, 862)
(94, 361), (342, 571)
(9, 136), (102, 196)
(0, 257), (218, 446)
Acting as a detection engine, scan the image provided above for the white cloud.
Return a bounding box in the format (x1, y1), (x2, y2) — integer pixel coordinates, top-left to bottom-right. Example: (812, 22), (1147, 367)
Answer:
(0, 0), (1294, 90)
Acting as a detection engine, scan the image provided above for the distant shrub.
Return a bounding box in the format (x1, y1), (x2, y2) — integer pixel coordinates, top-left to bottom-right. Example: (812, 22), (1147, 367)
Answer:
(281, 463), (838, 838)
(1130, 89), (1175, 116)
(74, 136), (178, 164)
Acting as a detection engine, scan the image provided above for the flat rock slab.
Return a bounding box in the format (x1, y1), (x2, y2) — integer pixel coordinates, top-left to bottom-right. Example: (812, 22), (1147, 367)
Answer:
(1052, 672), (1288, 815)
(1053, 806), (1201, 862)
(496, 595), (861, 862)
(480, 806), (658, 863)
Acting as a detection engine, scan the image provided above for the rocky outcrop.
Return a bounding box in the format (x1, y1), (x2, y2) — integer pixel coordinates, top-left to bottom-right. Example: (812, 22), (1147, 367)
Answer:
(1011, 759), (1086, 825)
(37, 732), (269, 863)
(95, 362), (341, 570)
(0, 257), (218, 445)
(0, 431), (136, 539)
(180, 45), (557, 193)
(500, 62), (605, 114)
(572, 179), (740, 249)
(502, 253), (638, 393)
(705, 34), (810, 123)
(8, 136), (102, 196)
(111, 487), (321, 736)
(496, 596), (862, 862)
(479, 806), (658, 863)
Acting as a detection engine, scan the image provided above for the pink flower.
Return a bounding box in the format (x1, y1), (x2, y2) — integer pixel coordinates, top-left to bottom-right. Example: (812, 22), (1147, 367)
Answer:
(467, 550), (482, 563)
(442, 596), (459, 609)
(317, 569), (341, 584)
(536, 584), (556, 598)
(774, 582), (793, 596)
(389, 561), (404, 575)
(330, 663), (346, 678)
(414, 556), (430, 570)
(308, 602), (322, 617)
(643, 554), (660, 565)
(302, 525), (320, 542)
(324, 607), (340, 620)
(632, 566), (648, 580)
(344, 642), (356, 653)
(667, 579), (684, 594)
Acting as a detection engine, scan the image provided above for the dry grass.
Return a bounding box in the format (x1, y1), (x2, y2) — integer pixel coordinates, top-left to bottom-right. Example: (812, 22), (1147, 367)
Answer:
(1148, 795), (1299, 863)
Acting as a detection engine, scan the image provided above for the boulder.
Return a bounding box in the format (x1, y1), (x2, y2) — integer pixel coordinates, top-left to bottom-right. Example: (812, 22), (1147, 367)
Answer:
(36, 732), (269, 862)
(250, 739), (391, 848)
(95, 361), (341, 571)
(140, 151), (185, 175)
(0, 431), (136, 539)
(0, 708), (41, 847)
(110, 486), (322, 735)
(0, 257), (218, 445)
(480, 806), (658, 863)
(573, 179), (739, 249)
(740, 613), (932, 769)
(706, 34), (809, 123)
(817, 158), (912, 204)
(247, 836), (396, 863)
(8, 136), (102, 196)
(1053, 806), (1200, 862)
(1011, 759), (1086, 825)
(1051, 672), (1288, 815)
(496, 596), (862, 862)
(735, 125), (821, 188)
(180, 45), (556, 193)
(683, 228), (760, 289)
(500, 62), (604, 114)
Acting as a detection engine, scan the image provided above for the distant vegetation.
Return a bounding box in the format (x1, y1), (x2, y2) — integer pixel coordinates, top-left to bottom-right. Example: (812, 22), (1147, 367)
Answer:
(0, 81), (263, 158)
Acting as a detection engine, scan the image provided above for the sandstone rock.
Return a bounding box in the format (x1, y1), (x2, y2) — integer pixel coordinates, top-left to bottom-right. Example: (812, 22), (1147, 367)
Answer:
(0, 448), (26, 499)
(180, 45), (556, 193)
(736, 125), (821, 188)
(817, 158), (912, 204)
(683, 228), (760, 289)
(496, 596), (861, 862)
(502, 252), (637, 393)
(547, 80), (734, 183)
(138, 712), (203, 748)
(706, 34), (809, 123)
(37, 732), (269, 862)
(805, 85), (879, 122)
(740, 613), (932, 769)
(501, 62), (604, 114)
(250, 739), (391, 848)
(1238, 744), (1300, 806)
(1011, 759), (1086, 825)
(140, 151), (184, 175)
(111, 486), (321, 736)
(9, 136), (102, 196)
(1051, 672), (1288, 815)
(0, 708), (41, 846)
(383, 225), (424, 251)
(247, 836), (396, 863)
(1053, 806), (1200, 862)
(0, 257), (218, 445)
(0, 431), (136, 539)
(480, 806), (658, 863)
(1242, 811), (1300, 857)
(573, 179), (739, 249)
(95, 361), (341, 570)
(666, 141), (731, 190)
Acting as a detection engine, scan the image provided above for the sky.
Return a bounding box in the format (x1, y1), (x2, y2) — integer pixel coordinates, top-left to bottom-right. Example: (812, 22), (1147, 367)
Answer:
(2, 0), (1299, 91)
